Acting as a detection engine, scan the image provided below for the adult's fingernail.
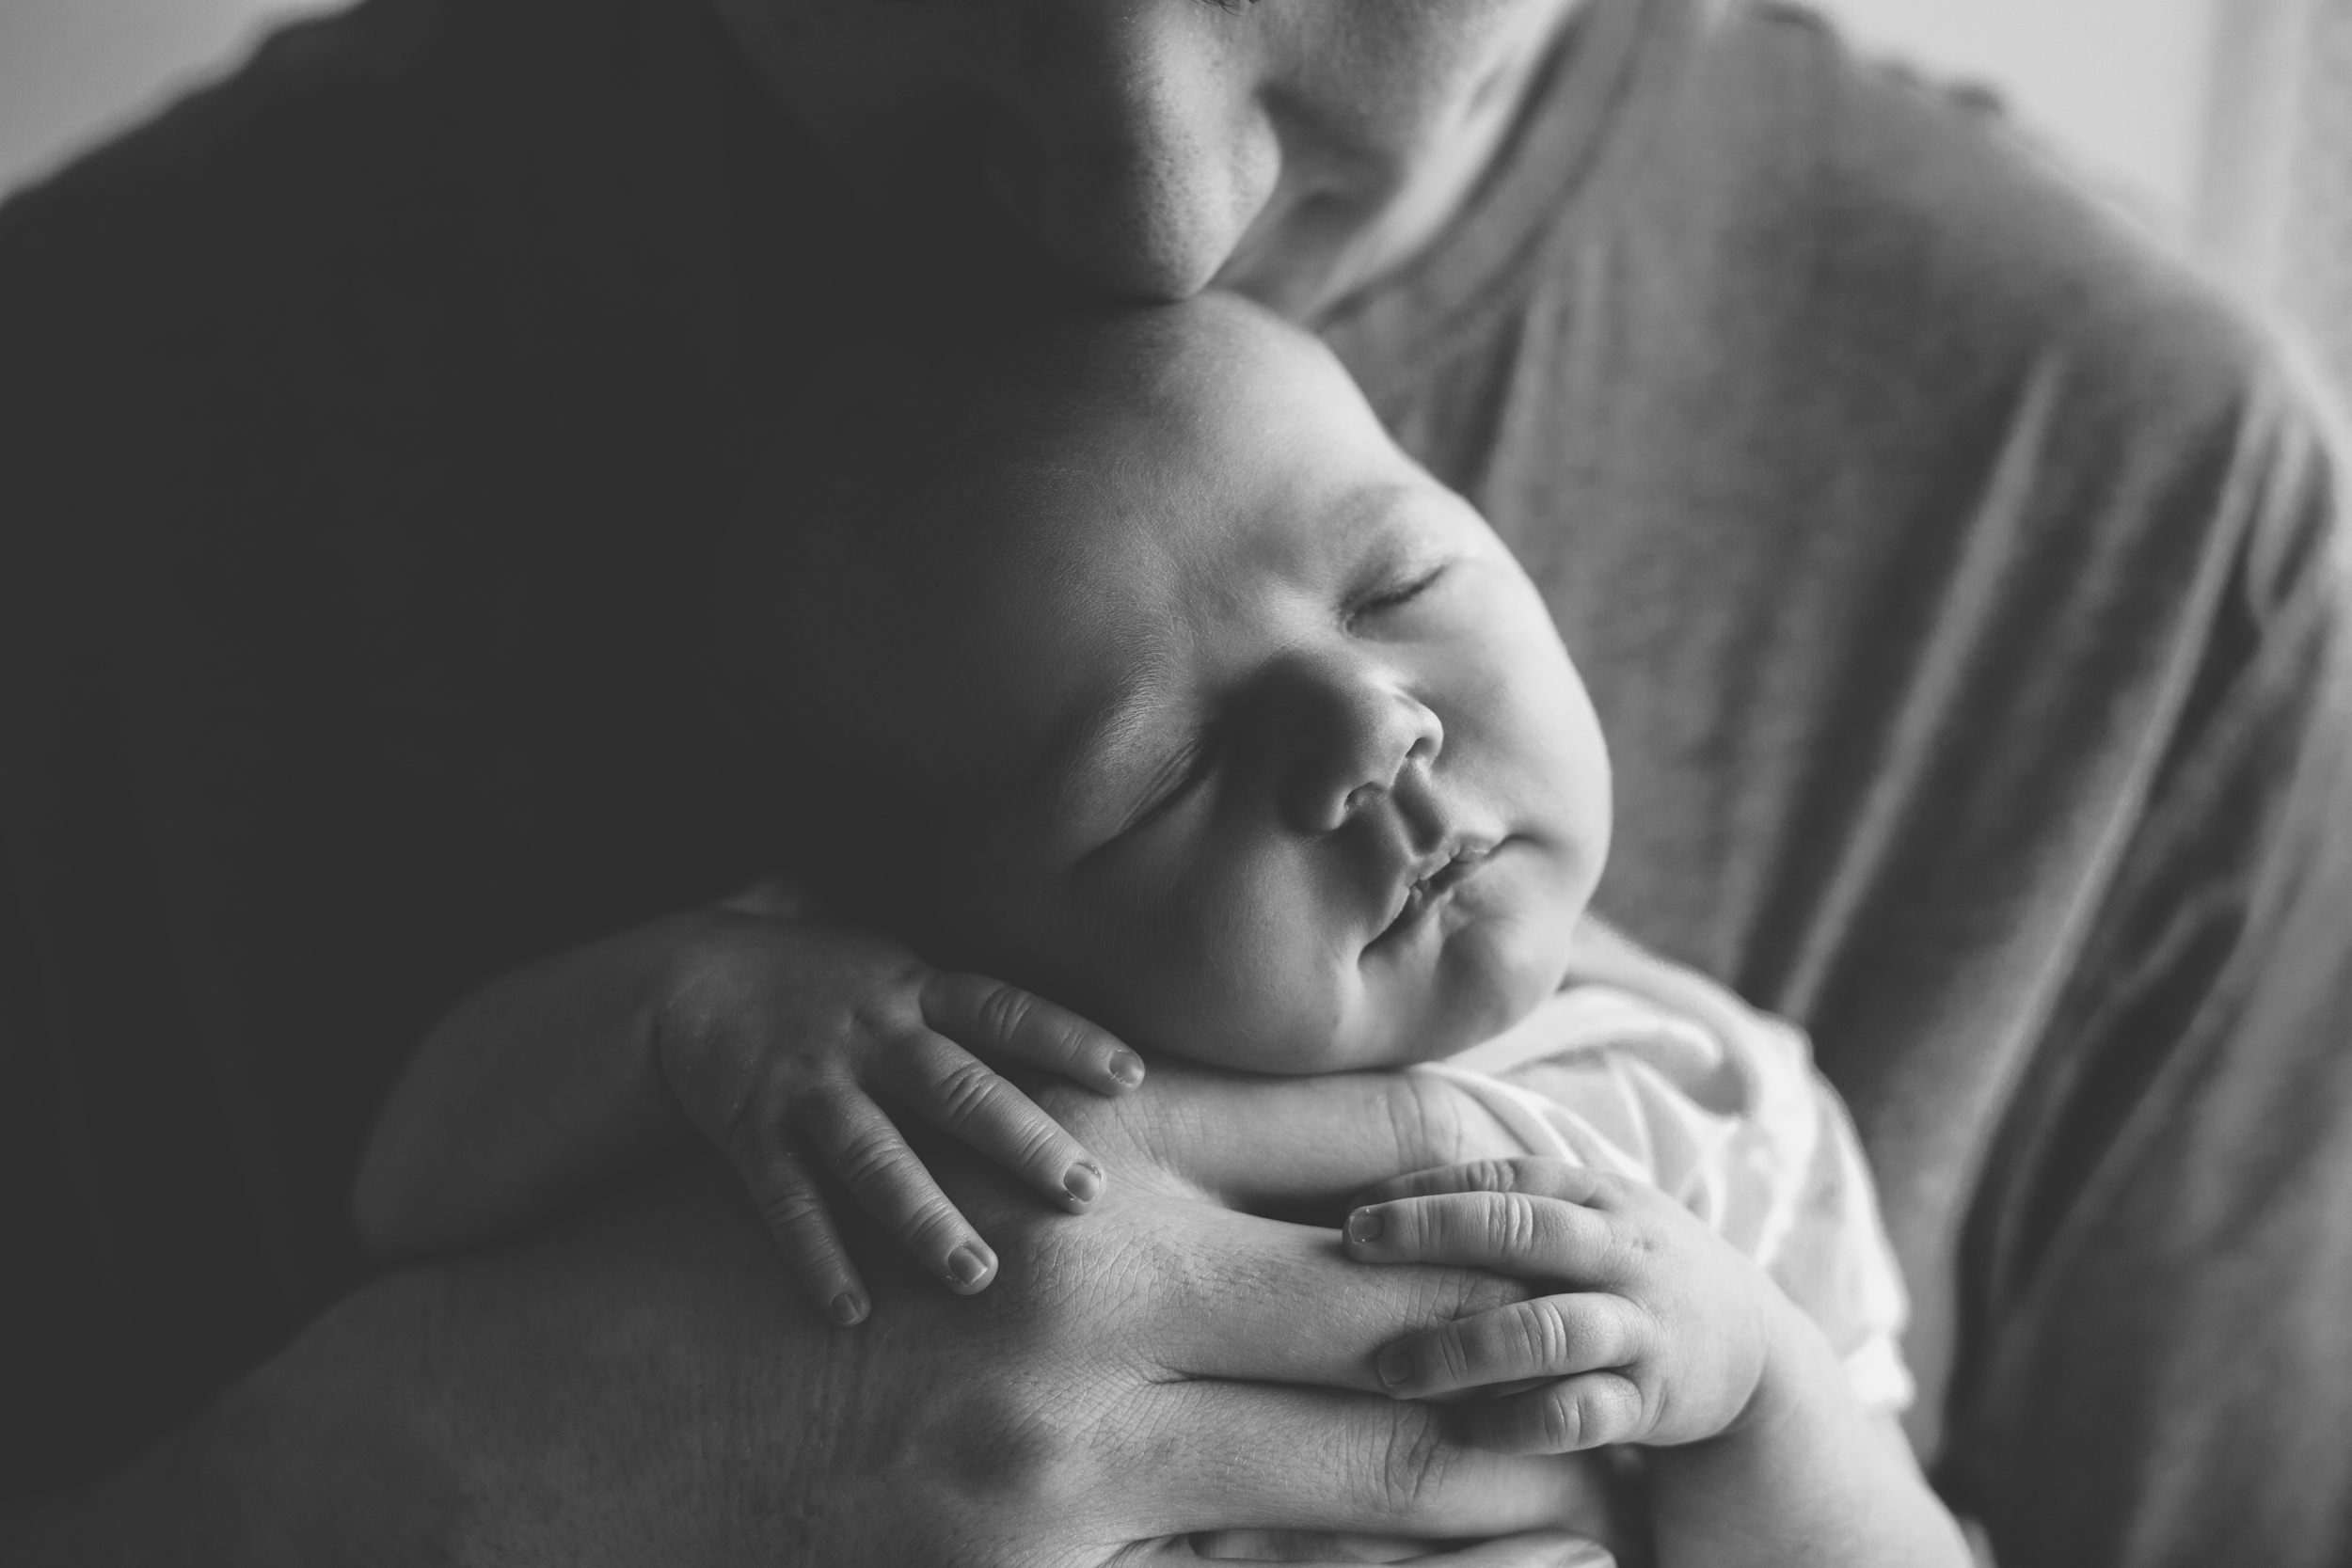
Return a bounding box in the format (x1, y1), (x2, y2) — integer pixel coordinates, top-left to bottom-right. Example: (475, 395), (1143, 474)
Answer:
(1064, 1161), (1104, 1205)
(946, 1244), (993, 1289)
(1107, 1049), (1145, 1089)
(1347, 1208), (1385, 1244)
(830, 1291), (866, 1326)
(1378, 1349), (1415, 1387)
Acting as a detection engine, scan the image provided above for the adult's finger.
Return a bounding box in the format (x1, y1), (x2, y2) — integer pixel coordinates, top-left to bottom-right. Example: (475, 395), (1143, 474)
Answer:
(1367, 1292), (1645, 1402)
(922, 971), (1147, 1097)
(1343, 1189), (1633, 1289)
(1126, 1200), (1531, 1386)
(1132, 1379), (1615, 1543)
(1120, 1063), (1512, 1210)
(1169, 1528), (1616, 1565)
(880, 1029), (1109, 1212)
(797, 1085), (1000, 1293)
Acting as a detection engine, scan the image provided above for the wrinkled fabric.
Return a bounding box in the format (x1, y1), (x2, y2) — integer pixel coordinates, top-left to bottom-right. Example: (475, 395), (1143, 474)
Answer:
(2, 0), (2348, 1560)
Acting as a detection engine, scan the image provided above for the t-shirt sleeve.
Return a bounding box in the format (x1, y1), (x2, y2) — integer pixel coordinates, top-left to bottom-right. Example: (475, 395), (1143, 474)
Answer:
(1939, 355), (2352, 1560)
(1413, 982), (1915, 1413)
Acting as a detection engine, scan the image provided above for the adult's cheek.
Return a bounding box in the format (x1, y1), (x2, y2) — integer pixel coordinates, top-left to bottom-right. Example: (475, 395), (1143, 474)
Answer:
(982, 3), (1281, 300)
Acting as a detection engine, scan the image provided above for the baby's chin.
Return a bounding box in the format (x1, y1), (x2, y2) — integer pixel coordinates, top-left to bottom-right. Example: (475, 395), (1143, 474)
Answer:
(1342, 894), (1581, 1068)
(1162, 921), (1575, 1076)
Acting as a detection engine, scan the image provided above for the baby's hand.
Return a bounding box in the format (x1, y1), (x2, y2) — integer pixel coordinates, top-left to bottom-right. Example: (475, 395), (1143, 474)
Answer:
(1341, 1158), (1789, 1455)
(654, 906), (1144, 1325)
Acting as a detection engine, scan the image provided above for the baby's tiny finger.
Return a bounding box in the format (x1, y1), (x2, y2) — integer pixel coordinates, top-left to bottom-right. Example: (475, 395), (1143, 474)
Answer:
(1369, 1293), (1642, 1400)
(802, 1087), (1000, 1294)
(736, 1131), (871, 1327)
(921, 971), (1146, 1095)
(1345, 1191), (1625, 1284)
(1460, 1371), (1651, 1456)
(887, 1031), (1109, 1213)
(1352, 1157), (1614, 1209)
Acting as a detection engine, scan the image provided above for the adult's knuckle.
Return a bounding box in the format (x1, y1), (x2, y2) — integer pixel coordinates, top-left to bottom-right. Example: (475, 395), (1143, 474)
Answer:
(1373, 1401), (1454, 1515)
(925, 1373), (1092, 1512)
(1464, 1271), (1532, 1319)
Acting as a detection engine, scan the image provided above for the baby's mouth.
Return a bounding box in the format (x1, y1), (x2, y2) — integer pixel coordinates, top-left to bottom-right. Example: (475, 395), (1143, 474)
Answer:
(1377, 841), (1499, 942)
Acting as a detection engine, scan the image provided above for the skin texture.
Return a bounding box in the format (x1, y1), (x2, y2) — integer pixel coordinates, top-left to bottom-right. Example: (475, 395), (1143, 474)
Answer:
(709, 0), (1586, 316)
(13, 1084), (1615, 1567)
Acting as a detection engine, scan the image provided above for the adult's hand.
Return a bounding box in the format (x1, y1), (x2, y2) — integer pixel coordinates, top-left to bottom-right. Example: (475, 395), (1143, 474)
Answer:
(8, 1135), (1610, 1564)
(1031, 1051), (1535, 1220)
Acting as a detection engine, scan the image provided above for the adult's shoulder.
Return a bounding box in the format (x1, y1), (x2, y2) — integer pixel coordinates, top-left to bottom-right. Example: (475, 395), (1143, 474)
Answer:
(1653, 0), (2324, 488)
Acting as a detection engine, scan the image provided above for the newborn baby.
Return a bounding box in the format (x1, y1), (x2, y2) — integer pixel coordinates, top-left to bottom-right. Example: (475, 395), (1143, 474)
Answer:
(357, 295), (1963, 1565)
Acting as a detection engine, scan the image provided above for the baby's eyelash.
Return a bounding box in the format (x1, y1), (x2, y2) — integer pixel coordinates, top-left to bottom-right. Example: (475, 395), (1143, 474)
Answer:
(1347, 562), (1449, 626)
(1120, 731), (1216, 835)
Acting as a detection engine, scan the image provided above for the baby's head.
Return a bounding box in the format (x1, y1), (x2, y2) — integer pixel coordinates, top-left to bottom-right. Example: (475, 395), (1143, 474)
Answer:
(735, 295), (1611, 1072)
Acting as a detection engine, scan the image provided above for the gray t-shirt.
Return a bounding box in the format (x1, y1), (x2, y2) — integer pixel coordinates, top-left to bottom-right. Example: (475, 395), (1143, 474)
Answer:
(2, 0), (2346, 1560)
(1328, 3), (2352, 1557)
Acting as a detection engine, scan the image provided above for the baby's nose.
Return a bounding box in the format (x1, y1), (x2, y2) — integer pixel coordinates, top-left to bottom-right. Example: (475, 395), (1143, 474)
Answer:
(1278, 666), (1444, 835)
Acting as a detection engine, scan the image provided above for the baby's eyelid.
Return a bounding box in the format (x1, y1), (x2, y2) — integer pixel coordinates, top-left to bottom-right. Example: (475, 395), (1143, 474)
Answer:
(1347, 561), (1451, 626)
(1113, 732), (1216, 840)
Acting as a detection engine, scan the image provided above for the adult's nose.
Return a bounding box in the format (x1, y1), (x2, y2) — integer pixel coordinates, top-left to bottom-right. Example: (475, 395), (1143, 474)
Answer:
(1270, 654), (1445, 836)
(984, 0), (1283, 301)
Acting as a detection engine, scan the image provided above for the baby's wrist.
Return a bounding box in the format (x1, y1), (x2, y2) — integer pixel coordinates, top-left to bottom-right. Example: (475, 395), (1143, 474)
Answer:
(1716, 1282), (1853, 1450)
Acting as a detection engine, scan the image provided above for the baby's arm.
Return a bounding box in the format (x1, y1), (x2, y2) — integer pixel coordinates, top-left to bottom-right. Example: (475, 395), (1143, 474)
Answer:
(1343, 1160), (1970, 1568)
(355, 886), (1143, 1322)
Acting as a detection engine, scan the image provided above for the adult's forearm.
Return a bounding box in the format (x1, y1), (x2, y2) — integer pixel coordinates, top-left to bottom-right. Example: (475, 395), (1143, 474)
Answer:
(353, 915), (696, 1259)
(3, 1419), (215, 1568)
(4, 1273), (470, 1568)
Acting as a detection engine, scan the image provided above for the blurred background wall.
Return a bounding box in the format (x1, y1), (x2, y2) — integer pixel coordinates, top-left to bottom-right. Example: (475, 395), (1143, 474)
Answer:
(2, 0), (2344, 388)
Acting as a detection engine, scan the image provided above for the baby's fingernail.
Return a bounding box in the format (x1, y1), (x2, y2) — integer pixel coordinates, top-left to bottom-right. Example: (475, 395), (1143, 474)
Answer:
(1378, 1349), (1415, 1387)
(1107, 1049), (1145, 1089)
(1064, 1161), (1104, 1205)
(946, 1243), (993, 1290)
(1347, 1208), (1385, 1244)
(830, 1291), (866, 1326)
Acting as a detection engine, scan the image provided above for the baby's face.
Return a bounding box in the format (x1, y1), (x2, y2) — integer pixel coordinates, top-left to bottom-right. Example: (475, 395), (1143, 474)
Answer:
(799, 305), (1610, 1071)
